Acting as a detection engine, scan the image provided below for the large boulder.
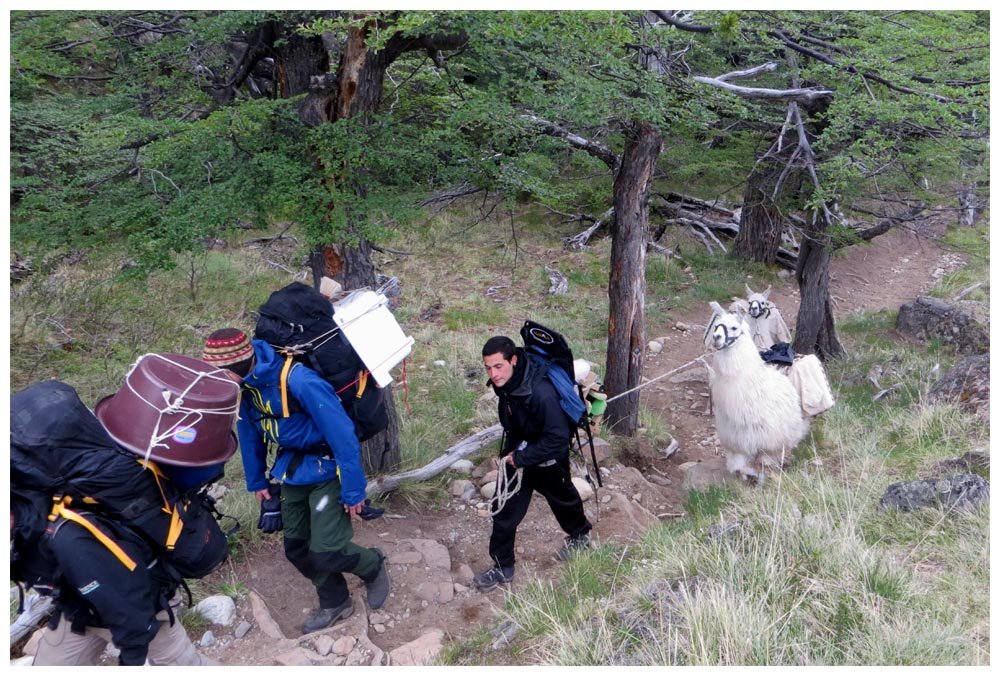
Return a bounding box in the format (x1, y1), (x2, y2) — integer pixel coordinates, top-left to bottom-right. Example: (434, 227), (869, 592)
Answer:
(925, 353), (989, 423)
(895, 296), (989, 354)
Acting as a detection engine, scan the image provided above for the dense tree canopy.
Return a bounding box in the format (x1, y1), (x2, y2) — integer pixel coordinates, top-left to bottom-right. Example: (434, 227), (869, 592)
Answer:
(10, 10), (989, 433)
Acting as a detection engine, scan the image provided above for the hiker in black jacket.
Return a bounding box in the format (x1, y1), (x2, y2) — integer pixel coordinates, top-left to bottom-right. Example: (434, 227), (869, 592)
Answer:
(11, 495), (215, 666)
(474, 336), (593, 592)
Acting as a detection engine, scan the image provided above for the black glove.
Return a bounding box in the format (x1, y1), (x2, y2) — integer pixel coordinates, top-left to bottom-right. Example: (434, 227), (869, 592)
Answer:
(359, 499), (385, 521)
(257, 483), (283, 533)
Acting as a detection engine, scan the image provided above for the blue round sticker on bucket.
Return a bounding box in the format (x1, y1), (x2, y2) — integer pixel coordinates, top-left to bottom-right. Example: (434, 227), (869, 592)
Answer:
(172, 427), (197, 444)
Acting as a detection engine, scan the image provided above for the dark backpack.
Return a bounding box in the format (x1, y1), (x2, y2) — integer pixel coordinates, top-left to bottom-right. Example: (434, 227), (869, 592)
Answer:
(253, 281), (389, 442)
(520, 320), (603, 487)
(10, 381), (234, 582)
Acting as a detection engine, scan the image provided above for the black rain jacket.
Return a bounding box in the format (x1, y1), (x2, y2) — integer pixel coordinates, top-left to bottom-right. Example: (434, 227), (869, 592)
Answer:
(14, 509), (178, 666)
(492, 348), (573, 467)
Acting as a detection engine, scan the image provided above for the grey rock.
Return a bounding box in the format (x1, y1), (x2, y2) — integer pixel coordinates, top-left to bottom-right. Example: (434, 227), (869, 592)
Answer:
(706, 522), (740, 542)
(389, 629), (445, 666)
(194, 595), (236, 626)
(896, 296), (989, 355)
(449, 459), (475, 473)
(200, 630), (215, 647)
(450, 479), (474, 497)
(313, 635), (334, 657)
(490, 620), (521, 649)
(332, 635), (356, 656)
(936, 451), (990, 475)
(234, 621), (253, 639)
(880, 474), (989, 512)
(926, 353), (989, 422)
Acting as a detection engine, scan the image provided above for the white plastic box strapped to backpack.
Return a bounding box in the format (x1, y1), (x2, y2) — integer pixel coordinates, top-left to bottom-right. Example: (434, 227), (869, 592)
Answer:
(332, 289), (414, 388)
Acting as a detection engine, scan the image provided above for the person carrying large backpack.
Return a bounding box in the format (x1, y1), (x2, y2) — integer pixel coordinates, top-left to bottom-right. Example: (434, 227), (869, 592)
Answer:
(202, 328), (391, 634)
(10, 373), (225, 666)
(473, 334), (593, 592)
(12, 491), (216, 666)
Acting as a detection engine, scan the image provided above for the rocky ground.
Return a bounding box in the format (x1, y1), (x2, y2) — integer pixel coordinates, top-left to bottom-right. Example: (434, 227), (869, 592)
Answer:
(12, 217), (971, 666)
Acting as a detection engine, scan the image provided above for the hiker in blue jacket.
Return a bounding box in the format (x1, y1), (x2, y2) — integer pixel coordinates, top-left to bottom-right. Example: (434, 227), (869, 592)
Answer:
(474, 335), (593, 592)
(203, 328), (390, 634)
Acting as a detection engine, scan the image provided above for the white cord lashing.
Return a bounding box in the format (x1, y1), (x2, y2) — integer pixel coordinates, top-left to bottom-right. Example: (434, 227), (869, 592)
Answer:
(123, 353), (241, 466)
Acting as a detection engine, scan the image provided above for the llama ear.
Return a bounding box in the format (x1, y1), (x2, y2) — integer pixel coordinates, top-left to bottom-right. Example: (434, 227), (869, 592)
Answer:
(762, 285), (772, 299)
(709, 301), (725, 316)
(745, 284), (754, 297)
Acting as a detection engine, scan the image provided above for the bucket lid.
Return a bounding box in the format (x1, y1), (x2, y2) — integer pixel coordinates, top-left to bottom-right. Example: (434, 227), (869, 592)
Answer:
(95, 353), (240, 467)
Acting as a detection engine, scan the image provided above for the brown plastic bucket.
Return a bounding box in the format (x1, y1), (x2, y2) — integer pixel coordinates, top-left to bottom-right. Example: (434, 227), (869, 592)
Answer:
(95, 353), (240, 467)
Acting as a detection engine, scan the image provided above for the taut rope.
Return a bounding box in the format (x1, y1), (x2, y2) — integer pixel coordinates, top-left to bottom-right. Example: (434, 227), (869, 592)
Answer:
(604, 354), (709, 404)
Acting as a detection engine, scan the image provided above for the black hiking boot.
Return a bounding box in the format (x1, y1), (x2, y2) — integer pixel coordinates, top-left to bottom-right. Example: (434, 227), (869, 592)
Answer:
(555, 532), (592, 561)
(302, 597), (353, 634)
(365, 548), (391, 610)
(473, 565), (514, 592)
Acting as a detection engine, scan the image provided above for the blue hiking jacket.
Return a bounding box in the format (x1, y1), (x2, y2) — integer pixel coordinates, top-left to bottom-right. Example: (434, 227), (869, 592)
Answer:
(236, 340), (367, 506)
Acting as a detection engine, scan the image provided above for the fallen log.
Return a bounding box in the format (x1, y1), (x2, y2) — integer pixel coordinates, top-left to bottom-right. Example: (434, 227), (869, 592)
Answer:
(10, 591), (53, 645)
(367, 424), (503, 497)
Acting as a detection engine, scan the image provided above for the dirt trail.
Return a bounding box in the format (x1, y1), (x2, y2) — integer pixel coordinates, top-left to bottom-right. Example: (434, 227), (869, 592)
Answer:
(197, 220), (963, 665)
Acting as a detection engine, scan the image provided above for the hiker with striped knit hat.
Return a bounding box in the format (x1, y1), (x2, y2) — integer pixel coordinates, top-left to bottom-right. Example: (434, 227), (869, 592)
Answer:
(203, 328), (391, 634)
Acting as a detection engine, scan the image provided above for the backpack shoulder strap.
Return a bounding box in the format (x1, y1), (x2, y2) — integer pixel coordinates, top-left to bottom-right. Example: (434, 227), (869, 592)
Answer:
(48, 498), (138, 571)
(242, 358), (303, 420)
(279, 357), (299, 417)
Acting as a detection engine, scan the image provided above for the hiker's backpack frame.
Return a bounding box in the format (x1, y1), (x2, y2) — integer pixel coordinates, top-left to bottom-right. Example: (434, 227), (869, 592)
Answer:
(520, 320), (604, 488)
(253, 282), (389, 444)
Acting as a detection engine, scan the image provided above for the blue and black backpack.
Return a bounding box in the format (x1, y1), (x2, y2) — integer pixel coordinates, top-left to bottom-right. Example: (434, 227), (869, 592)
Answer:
(520, 320), (603, 488)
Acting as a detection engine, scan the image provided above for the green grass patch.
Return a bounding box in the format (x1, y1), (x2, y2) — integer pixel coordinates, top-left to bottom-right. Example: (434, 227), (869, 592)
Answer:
(683, 485), (738, 523)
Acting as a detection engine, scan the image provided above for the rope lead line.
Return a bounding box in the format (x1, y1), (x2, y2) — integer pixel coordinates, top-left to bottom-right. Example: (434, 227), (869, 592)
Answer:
(603, 354), (709, 404)
(490, 464), (523, 517)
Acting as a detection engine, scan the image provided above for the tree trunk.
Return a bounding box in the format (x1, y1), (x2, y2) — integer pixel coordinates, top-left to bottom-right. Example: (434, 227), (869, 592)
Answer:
(276, 30), (329, 97)
(287, 17), (462, 475)
(734, 162), (784, 264)
(793, 218), (844, 359)
(604, 122), (662, 435)
(308, 22), (410, 473)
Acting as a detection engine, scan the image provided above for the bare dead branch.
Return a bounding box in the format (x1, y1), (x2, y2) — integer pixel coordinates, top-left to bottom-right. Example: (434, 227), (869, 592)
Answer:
(953, 282), (984, 301)
(651, 10), (713, 33)
(564, 207), (614, 250)
(521, 114), (620, 172)
(852, 204), (928, 242)
(418, 183), (484, 208)
(370, 244), (414, 256)
(712, 62), (778, 82)
(769, 28), (965, 104)
(366, 424), (503, 496)
(244, 223), (297, 247)
(694, 73), (833, 104)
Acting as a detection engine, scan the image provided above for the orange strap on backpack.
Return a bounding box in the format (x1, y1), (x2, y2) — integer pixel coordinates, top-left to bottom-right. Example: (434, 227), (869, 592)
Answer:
(48, 496), (138, 571)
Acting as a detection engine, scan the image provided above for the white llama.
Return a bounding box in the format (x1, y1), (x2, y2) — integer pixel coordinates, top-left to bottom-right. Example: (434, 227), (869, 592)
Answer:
(704, 301), (811, 482)
(729, 284), (792, 349)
